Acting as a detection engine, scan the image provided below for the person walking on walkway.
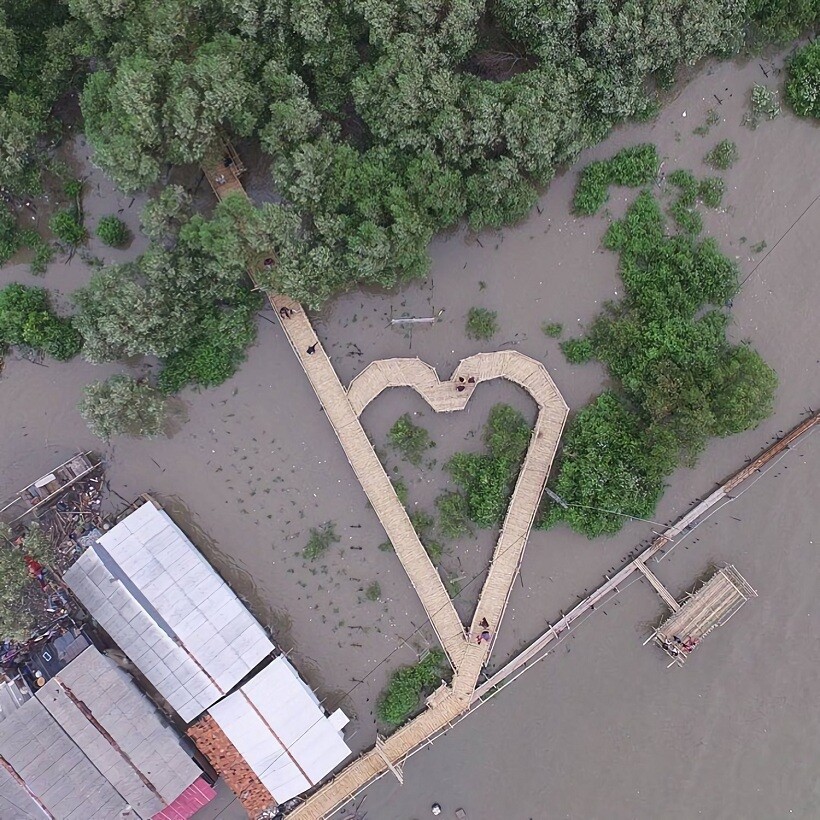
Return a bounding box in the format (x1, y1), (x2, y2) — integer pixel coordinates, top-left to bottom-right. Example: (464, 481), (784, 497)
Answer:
(307, 343), (317, 355)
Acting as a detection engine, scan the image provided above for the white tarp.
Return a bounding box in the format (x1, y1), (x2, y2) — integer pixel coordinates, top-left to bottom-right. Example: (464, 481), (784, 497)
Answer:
(209, 656), (352, 803)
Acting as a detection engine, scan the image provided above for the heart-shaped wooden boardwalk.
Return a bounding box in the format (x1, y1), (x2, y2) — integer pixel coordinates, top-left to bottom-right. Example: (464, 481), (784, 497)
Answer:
(204, 157), (568, 819)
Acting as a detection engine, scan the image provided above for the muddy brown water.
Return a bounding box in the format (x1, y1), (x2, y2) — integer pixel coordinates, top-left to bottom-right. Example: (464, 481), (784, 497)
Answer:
(1, 46), (818, 818)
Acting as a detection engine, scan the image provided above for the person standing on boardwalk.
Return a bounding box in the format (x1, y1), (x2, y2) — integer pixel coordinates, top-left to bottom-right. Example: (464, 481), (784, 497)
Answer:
(307, 343), (317, 354)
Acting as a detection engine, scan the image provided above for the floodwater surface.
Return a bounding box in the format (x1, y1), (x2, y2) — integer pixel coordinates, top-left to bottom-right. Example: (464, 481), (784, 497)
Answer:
(0, 44), (818, 820)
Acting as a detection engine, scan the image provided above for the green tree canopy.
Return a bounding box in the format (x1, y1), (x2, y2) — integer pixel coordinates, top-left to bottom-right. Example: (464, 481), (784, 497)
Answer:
(546, 190), (776, 537)
(78, 375), (167, 439)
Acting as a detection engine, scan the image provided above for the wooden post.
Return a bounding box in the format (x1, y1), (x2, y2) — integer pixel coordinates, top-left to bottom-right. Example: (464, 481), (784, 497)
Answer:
(375, 737), (404, 784)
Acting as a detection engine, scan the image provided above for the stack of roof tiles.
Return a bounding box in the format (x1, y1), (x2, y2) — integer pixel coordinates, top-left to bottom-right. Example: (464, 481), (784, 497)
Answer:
(188, 714), (275, 818)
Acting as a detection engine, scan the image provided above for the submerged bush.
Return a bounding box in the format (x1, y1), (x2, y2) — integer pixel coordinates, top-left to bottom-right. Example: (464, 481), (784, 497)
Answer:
(560, 338), (594, 364)
(388, 414), (433, 466)
(96, 216), (129, 247)
(377, 650), (446, 726)
(49, 209), (87, 246)
(743, 84), (781, 128)
(704, 140), (739, 170)
(303, 522), (340, 560)
(698, 177), (725, 208)
(785, 42), (820, 119)
(436, 491), (472, 538)
(0, 284), (81, 360)
(573, 145), (660, 215)
(465, 307), (498, 340)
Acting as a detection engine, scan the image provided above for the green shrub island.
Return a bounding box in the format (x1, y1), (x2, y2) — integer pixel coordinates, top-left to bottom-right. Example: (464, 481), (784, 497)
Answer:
(96, 215), (129, 247)
(388, 414), (433, 466)
(544, 192), (776, 538)
(465, 307), (498, 340)
(442, 404), (531, 529)
(377, 650), (446, 726)
(785, 41), (820, 119)
(704, 140), (739, 170)
(0, 284), (81, 360)
(79, 375), (167, 440)
(573, 144), (660, 215)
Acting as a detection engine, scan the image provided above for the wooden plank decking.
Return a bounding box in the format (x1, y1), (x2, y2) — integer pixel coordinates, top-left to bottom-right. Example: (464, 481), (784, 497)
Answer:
(653, 565), (757, 665)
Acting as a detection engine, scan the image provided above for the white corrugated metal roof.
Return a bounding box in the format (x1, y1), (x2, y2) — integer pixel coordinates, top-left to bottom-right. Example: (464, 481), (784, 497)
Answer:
(209, 656), (352, 803)
(64, 501), (274, 723)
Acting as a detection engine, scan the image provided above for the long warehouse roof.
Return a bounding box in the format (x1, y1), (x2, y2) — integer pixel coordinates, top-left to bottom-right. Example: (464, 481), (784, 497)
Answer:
(65, 500), (274, 723)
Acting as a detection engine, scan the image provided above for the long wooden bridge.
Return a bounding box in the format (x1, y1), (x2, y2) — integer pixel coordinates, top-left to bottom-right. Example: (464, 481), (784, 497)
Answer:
(203, 152), (569, 818)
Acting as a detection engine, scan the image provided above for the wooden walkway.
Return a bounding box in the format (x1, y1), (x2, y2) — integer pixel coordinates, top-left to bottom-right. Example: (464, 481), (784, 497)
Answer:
(202, 154), (570, 819)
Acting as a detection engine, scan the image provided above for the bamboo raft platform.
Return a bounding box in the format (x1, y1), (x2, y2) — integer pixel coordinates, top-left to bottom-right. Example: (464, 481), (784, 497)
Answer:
(648, 565), (757, 666)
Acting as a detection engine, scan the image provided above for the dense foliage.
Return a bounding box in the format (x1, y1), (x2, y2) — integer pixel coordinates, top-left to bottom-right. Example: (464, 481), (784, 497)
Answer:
(78, 375), (167, 439)
(0, 283), (81, 359)
(73, 194), (261, 391)
(545, 192), (777, 537)
(572, 144), (660, 215)
(785, 41), (820, 118)
(377, 649), (446, 726)
(388, 414), (433, 466)
(444, 403), (531, 528)
(2, 0), (812, 303)
(0, 0), (81, 194)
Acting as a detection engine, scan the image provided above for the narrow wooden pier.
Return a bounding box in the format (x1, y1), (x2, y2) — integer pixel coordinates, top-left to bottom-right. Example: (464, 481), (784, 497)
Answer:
(635, 561), (680, 612)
